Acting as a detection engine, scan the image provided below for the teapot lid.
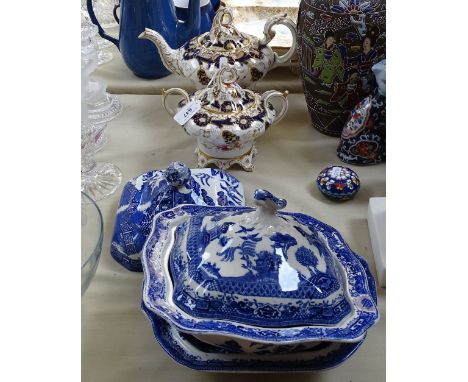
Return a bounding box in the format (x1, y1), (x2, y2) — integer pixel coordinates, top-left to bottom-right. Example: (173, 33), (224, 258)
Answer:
(196, 66), (257, 115)
(168, 189), (354, 328)
(197, 8), (255, 54)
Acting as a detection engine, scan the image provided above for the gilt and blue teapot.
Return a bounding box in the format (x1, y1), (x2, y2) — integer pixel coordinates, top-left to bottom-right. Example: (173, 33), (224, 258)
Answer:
(139, 7), (297, 88)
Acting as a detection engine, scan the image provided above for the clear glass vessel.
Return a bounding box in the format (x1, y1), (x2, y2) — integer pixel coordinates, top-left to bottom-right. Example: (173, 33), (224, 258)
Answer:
(81, 191), (104, 295)
(81, 103), (122, 201)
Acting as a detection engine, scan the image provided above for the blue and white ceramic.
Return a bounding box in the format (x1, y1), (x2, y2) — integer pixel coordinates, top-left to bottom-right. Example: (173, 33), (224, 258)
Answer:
(111, 162), (244, 271)
(141, 189), (378, 346)
(316, 166), (360, 201)
(141, 303), (366, 372)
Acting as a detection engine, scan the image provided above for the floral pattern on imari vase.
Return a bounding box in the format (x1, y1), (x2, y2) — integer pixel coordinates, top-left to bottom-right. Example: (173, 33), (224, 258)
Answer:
(297, 0), (385, 136)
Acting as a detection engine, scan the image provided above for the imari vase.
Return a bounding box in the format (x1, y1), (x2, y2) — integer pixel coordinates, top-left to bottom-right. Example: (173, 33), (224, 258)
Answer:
(296, 0), (385, 136)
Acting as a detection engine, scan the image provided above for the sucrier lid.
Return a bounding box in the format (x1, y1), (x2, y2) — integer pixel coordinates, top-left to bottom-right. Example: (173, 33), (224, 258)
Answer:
(195, 66), (257, 116)
(169, 189), (353, 328)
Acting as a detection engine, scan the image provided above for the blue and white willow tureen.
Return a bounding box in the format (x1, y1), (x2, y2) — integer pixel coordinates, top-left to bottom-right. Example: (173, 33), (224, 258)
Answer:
(141, 189), (378, 370)
(111, 162), (244, 271)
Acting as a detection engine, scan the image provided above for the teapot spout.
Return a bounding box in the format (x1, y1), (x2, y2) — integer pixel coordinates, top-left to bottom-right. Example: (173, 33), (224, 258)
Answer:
(138, 28), (182, 76)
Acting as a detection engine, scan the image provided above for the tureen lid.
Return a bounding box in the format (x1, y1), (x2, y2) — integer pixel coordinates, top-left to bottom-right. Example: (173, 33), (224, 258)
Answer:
(195, 66), (256, 115)
(110, 162), (245, 271)
(168, 189), (355, 328)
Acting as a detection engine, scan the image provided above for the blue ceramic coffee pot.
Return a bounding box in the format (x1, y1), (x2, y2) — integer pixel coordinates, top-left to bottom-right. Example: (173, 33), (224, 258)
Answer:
(86, 0), (203, 79)
(174, 0), (214, 36)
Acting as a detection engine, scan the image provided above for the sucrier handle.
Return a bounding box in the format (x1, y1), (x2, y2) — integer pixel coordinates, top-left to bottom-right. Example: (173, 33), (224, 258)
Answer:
(254, 189), (287, 213)
(86, 0), (120, 47)
(161, 88), (190, 118)
(261, 14), (297, 69)
(261, 90), (289, 126)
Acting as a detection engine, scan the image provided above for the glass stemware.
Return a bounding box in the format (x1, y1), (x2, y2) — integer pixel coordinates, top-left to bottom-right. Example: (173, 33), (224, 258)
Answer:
(81, 191), (104, 295)
(81, 1), (114, 65)
(81, 18), (122, 129)
(81, 102), (122, 202)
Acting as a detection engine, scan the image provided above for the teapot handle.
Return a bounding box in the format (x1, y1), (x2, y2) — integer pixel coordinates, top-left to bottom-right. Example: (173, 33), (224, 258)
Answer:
(162, 88), (190, 118)
(261, 90), (289, 126)
(261, 14), (297, 69)
(86, 0), (120, 48)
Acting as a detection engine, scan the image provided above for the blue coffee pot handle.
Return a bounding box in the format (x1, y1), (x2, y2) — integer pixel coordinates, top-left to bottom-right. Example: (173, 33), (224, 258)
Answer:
(86, 0), (120, 48)
(113, 1), (120, 24)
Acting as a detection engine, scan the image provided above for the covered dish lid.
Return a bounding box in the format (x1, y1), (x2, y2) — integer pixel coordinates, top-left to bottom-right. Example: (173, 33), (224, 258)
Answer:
(110, 162), (245, 271)
(168, 189), (351, 327)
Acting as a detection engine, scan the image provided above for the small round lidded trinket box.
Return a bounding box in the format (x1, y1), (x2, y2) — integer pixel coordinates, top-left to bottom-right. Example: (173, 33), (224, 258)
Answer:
(316, 166), (360, 201)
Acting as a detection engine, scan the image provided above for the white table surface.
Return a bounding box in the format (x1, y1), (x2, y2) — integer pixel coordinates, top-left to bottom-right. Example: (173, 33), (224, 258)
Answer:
(82, 93), (386, 382)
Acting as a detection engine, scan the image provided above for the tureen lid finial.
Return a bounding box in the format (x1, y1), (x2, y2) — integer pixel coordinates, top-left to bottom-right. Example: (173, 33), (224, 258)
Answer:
(254, 189), (287, 212)
(164, 161), (191, 188)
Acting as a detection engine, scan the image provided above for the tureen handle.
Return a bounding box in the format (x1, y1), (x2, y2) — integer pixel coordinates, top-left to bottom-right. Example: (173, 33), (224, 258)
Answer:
(261, 14), (297, 69)
(254, 189), (287, 213)
(261, 90), (289, 126)
(161, 88), (190, 118)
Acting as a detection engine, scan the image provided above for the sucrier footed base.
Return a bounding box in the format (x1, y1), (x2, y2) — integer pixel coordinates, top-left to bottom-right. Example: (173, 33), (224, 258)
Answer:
(195, 145), (258, 172)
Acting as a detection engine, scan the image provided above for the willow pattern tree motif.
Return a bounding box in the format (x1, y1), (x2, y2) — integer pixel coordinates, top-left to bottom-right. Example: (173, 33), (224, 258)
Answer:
(270, 233), (298, 260)
(295, 246), (319, 275)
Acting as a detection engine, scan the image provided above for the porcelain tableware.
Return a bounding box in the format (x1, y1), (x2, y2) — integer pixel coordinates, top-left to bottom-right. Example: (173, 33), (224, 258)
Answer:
(142, 303), (366, 372)
(162, 66), (288, 171)
(111, 162), (245, 271)
(141, 189), (379, 344)
(138, 7), (297, 89)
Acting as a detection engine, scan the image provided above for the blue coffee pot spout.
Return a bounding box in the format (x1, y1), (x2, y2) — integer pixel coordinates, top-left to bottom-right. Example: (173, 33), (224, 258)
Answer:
(86, 0), (203, 79)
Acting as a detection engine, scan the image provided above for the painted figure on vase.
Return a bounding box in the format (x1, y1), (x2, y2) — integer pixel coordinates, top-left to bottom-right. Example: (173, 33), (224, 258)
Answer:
(311, 31), (346, 86)
(349, 27), (382, 93)
(330, 68), (361, 109)
(296, 0), (385, 136)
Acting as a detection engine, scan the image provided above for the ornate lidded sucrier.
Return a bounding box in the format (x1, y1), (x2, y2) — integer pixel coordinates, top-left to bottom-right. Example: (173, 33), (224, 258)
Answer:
(162, 67), (289, 171)
(139, 7), (297, 89)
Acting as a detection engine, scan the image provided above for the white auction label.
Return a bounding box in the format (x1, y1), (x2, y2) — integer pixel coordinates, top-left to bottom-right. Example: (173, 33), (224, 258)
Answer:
(173, 100), (202, 125)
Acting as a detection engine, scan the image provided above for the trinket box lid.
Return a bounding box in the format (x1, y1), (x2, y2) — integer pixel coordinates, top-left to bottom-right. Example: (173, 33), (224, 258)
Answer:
(142, 190), (378, 342)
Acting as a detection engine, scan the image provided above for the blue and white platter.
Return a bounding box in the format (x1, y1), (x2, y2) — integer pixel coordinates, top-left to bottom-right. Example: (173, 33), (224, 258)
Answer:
(141, 302), (366, 372)
(110, 162), (245, 271)
(141, 189), (378, 347)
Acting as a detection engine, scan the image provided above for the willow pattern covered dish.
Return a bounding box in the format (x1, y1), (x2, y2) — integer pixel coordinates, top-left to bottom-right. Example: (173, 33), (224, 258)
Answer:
(111, 162), (244, 271)
(141, 189), (379, 349)
(139, 7), (297, 89)
(162, 66), (288, 171)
